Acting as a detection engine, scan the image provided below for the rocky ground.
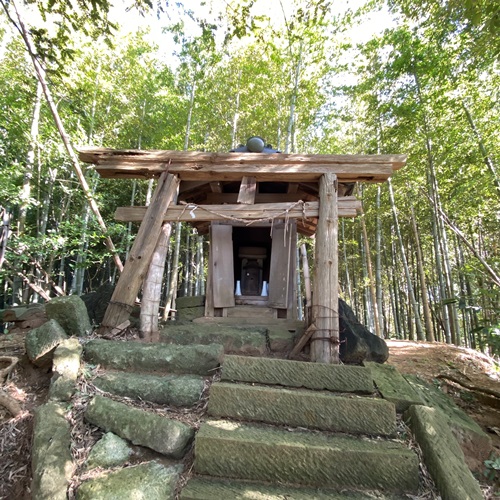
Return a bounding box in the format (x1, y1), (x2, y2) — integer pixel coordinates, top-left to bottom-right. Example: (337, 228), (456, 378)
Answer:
(0, 332), (499, 499)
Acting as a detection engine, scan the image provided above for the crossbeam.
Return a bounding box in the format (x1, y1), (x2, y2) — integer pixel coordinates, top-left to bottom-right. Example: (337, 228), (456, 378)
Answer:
(115, 199), (362, 223)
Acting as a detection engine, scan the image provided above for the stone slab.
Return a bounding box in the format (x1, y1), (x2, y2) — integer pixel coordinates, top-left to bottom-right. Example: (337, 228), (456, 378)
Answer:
(93, 371), (204, 407)
(405, 405), (483, 500)
(208, 382), (396, 436)
(405, 374), (492, 470)
(176, 296), (205, 309)
(49, 338), (83, 401)
(25, 319), (68, 367)
(45, 295), (92, 337)
(84, 339), (223, 375)
(85, 395), (194, 458)
(160, 324), (267, 356)
(77, 461), (182, 500)
(222, 355), (374, 394)
(194, 420), (419, 493)
(32, 402), (74, 500)
(180, 477), (405, 499)
(365, 362), (423, 411)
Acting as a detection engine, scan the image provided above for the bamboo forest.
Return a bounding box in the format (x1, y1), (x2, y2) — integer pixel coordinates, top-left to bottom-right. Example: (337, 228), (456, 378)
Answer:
(0, 0), (499, 355)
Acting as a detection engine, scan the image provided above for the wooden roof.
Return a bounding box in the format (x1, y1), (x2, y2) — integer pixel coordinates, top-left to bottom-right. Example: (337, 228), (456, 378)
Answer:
(78, 148), (406, 236)
(78, 148), (406, 182)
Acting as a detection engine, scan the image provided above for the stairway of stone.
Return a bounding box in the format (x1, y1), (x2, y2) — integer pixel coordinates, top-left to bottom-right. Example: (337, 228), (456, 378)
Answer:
(181, 355), (420, 499)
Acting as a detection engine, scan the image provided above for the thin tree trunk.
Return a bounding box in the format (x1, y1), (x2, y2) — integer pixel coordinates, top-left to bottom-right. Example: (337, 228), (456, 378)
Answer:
(388, 179), (425, 340)
(462, 102), (500, 199)
(285, 42), (303, 154)
(375, 186), (385, 336)
(19, 80), (42, 234)
(163, 222), (182, 320)
(410, 205), (435, 342)
(9, 4), (123, 273)
(360, 213), (381, 337)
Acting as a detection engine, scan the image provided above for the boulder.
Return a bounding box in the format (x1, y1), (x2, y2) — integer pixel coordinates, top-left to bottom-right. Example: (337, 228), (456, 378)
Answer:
(339, 299), (388, 364)
(25, 319), (68, 367)
(49, 338), (83, 402)
(45, 295), (92, 337)
(81, 284), (115, 325)
(86, 432), (132, 470)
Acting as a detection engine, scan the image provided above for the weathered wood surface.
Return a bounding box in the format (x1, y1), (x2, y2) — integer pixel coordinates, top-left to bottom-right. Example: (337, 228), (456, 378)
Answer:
(311, 173), (339, 364)
(237, 176), (257, 204)
(114, 199), (361, 223)
(78, 148), (406, 182)
(204, 192), (317, 204)
(269, 221), (297, 317)
(79, 148), (407, 167)
(99, 173), (180, 332)
(211, 224), (235, 309)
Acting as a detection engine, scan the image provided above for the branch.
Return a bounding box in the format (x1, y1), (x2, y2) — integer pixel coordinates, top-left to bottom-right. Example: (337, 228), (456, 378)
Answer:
(421, 189), (500, 288)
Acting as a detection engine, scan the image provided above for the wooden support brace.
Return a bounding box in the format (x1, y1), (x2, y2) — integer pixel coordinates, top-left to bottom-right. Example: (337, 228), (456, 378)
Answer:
(288, 323), (317, 359)
(99, 172), (180, 333)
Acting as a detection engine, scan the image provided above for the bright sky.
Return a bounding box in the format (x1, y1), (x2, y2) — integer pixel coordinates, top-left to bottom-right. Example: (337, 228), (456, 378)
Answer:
(111, 0), (396, 60)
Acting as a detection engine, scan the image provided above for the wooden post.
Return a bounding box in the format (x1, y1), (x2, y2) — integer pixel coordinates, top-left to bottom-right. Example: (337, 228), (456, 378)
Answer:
(311, 173), (339, 364)
(99, 172), (180, 333)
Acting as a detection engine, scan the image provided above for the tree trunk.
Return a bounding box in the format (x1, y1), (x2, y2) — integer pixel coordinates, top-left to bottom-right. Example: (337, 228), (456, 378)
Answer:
(11, 4), (123, 273)
(410, 205), (435, 342)
(375, 186), (385, 336)
(360, 212), (380, 336)
(19, 80), (42, 235)
(163, 222), (182, 320)
(462, 102), (500, 199)
(388, 179), (425, 340)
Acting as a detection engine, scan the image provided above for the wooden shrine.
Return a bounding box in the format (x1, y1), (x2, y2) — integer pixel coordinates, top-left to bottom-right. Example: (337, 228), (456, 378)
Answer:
(78, 147), (405, 363)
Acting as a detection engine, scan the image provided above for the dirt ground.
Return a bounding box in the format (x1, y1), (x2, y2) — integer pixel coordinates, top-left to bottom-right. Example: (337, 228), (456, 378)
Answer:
(0, 333), (499, 499)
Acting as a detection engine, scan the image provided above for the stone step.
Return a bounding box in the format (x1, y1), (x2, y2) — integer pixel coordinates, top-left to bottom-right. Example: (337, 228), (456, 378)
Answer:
(160, 323), (268, 356)
(180, 477), (404, 499)
(93, 371), (205, 407)
(208, 382), (396, 436)
(83, 339), (223, 375)
(226, 305), (275, 318)
(194, 420), (419, 494)
(222, 355), (374, 393)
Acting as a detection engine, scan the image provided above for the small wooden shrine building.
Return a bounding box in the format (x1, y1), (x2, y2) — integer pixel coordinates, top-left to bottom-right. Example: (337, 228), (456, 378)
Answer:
(78, 147), (405, 363)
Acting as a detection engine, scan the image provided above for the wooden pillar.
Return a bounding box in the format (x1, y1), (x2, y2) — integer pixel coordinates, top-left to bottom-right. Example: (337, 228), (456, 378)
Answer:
(311, 173), (339, 364)
(99, 172), (180, 333)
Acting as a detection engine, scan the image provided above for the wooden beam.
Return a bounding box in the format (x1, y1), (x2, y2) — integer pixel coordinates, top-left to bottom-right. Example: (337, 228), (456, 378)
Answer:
(78, 147), (407, 169)
(311, 173), (339, 364)
(91, 162), (395, 182)
(114, 199), (362, 223)
(205, 192), (317, 204)
(99, 172), (180, 333)
(237, 176), (257, 204)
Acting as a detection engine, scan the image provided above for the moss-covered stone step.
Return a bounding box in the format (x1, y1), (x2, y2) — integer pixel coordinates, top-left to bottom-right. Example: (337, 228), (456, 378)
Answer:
(194, 420), (420, 494)
(160, 323), (268, 356)
(221, 355), (374, 393)
(180, 477), (405, 499)
(93, 371), (204, 407)
(85, 395), (194, 459)
(84, 339), (223, 375)
(208, 382), (396, 436)
(365, 362), (423, 411)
